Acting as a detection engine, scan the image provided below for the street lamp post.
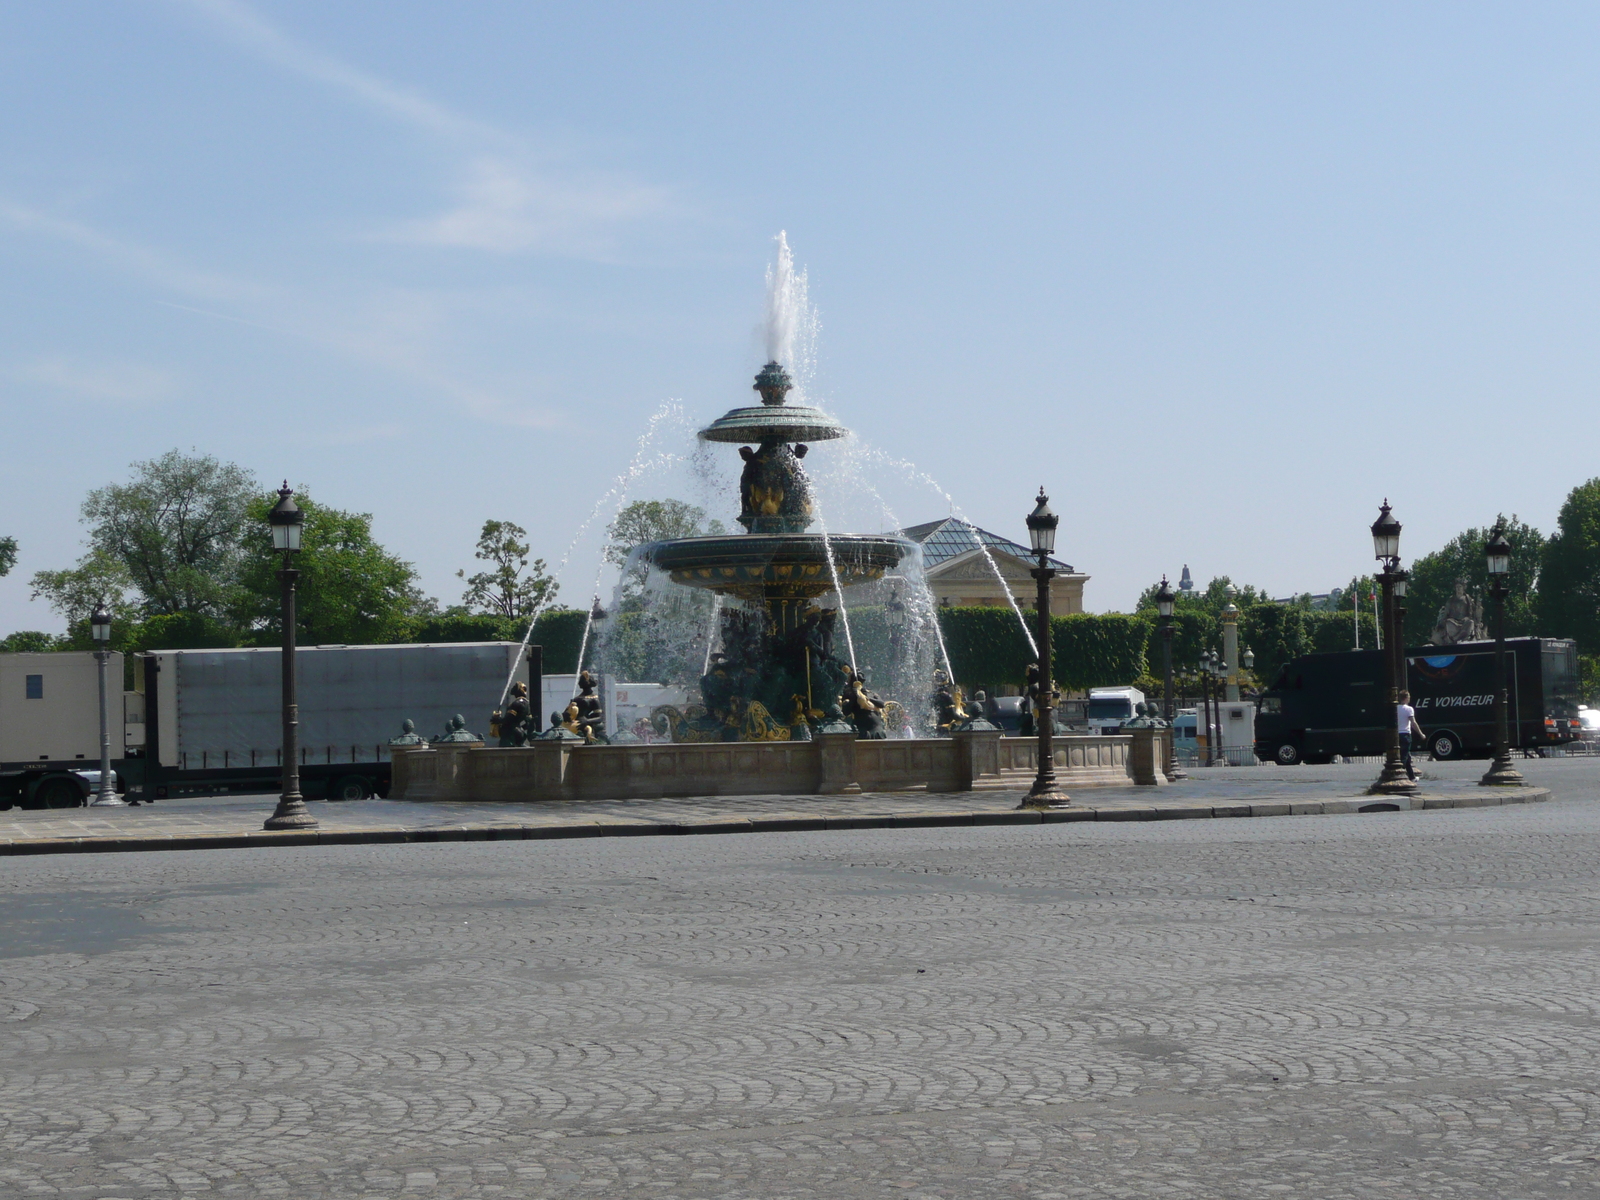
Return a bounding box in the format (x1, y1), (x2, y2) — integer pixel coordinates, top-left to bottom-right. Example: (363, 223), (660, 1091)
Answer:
(1209, 651), (1230, 766)
(885, 593), (908, 710)
(1020, 488), (1069, 807)
(1198, 650), (1215, 767)
(264, 483), (318, 831)
(89, 605), (123, 807)
(1155, 577), (1186, 780)
(1369, 500), (1418, 795)
(1481, 523), (1524, 786)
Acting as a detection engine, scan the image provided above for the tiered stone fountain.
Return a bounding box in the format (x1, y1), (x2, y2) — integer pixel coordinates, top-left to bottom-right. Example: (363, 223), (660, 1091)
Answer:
(645, 361), (910, 741)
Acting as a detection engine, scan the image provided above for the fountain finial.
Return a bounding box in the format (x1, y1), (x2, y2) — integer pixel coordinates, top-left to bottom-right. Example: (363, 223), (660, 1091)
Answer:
(753, 361), (793, 406)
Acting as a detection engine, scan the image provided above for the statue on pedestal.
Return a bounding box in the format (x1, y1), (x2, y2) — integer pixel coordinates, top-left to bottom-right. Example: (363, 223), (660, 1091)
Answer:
(572, 670), (608, 743)
(492, 681), (534, 747)
(840, 667), (888, 739)
(389, 719), (426, 747)
(1430, 578), (1487, 645)
(431, 714), (482, 744)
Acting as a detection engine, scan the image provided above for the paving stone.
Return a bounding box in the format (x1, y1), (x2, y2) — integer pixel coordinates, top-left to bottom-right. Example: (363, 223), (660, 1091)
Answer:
(4, 785), (1600, 1198)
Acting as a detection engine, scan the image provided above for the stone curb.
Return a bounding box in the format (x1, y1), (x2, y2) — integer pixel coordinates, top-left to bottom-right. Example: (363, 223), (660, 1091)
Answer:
(0, 788), (1551, 857)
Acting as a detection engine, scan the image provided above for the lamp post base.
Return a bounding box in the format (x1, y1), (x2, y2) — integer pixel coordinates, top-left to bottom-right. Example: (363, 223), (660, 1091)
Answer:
(90, 792), (126, 808)
(1480, 754), (1525, 787)
(1018, 774), (1071, 808)
(1368, 762), (1419, 795)
(264, 797), (319, 830)
(1164, 761), (1188, 782)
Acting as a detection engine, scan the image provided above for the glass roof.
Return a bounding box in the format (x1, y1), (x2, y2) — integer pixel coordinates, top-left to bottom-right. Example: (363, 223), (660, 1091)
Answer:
(899, 517), (1072, 572)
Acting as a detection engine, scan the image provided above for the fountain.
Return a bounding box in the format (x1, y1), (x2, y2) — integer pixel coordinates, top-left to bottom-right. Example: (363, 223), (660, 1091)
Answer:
(390, 236), (1158, 803)
(643, 360), (911, 741)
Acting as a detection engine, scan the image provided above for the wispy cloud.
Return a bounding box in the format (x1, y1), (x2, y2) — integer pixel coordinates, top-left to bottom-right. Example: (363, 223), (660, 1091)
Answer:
(16, 356), (179, 404)
(0, 201), (256, 300)
(172, 0), (678, 257)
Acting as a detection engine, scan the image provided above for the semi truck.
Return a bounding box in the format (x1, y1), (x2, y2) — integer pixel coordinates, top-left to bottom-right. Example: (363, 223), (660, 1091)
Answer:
(1, 642), (533, 808)
(1253, 637), (1581, 765)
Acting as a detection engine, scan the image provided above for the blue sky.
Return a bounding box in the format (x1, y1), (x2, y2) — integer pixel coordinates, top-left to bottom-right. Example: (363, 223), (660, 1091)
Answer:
(4, 1), (1600, 633)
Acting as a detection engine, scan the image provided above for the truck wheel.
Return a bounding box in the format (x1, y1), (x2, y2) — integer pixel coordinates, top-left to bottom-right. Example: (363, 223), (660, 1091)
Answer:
(33, 778), (83, 809)
(1273, 741), (1302, 766)
(1430, 731), (1463, 761)
(333, 775), (371, 802)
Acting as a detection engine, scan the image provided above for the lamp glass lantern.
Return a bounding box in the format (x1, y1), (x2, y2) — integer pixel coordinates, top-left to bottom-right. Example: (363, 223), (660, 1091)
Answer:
(268, 483), (304, 552)
(1394, 576), (1408, 599)
(1486, 528), (1512, 577)
(1026, 488), (1058, 556)
(1155, 577), (1175, 619)
(90, 604), (111, 644)
(1371, 500), (1401, 562)
(1242, 645), (1255, 670)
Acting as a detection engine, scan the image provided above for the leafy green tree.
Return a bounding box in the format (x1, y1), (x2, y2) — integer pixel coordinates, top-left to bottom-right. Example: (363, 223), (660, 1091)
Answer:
(0, 630), (59, 652)
(0, 536), (16, 578)
(1402, 515), (1544, 644)
(234, 492), (429, 645)
(29, 550), (136, 625)
(605, 499), (726, 567)
(78, 449), (258, 617)
(1539, 479), (1600, 651)
(457, 520), (557, 617)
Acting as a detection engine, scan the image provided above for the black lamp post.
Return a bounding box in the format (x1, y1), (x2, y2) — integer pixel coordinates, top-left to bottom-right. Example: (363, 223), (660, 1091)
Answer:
(89, 604), (122, 807)
(264, 483), (317, 831)
(1198, 650), (1215, 767)
(1155, 577), (1185, 780)
(1481, 523), (1524, 786)
(885, 593), (908, 707)
(1019, 488), (1069, 807)
(1369, 500), (1417, 795)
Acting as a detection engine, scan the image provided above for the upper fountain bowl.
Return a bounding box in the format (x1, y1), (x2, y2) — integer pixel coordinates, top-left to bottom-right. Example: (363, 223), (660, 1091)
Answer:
(698, 361), (849, 444)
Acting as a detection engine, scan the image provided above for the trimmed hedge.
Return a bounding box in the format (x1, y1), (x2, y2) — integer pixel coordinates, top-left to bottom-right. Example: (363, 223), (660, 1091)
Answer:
(935, 606), (1151, 693)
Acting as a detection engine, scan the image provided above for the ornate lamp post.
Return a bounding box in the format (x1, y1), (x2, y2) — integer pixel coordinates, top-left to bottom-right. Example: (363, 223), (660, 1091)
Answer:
(1155, 577), (1186, 780)
(1369, 500), (1417, 795)
(1209, 651), (1230, 766)
(89, 604), (123, 807)
(1481, 523), (1524, 786)
(885, 593), (908, 707)
(264, 483), (318, 831)
(1020, 488), (1069, 807)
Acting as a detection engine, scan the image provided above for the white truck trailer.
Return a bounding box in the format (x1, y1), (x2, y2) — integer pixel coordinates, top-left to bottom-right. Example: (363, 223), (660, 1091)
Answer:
(1, 642), (533, 808)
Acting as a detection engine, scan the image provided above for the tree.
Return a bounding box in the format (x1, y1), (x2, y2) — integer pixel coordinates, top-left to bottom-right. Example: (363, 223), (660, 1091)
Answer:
(77, 449), (259, 617)
(0, 536), (15, 578)
(457, 520), (557, 617)
(30, 550), (135, 625)
(606, 500), (726, 569)
(1403, 515), (1544, 644)
(0, 631), (59, 653)
(233, 491), (430, 646)
(1539, 480), (1600, 651)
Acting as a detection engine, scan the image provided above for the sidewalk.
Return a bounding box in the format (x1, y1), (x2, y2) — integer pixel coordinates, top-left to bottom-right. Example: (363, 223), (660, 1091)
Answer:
(0, 763), (1556, 856)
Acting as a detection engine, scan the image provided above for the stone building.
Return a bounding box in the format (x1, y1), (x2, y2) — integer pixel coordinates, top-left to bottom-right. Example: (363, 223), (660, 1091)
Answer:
(899, 517), (1087, 613)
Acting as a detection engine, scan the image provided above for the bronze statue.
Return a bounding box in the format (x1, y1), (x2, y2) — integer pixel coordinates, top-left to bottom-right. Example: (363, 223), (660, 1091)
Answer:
(431, 714), (482, 744)
(932, 670), (969, 735)
(1430, 578), (1487, 645)
(738, 440), (814, 533)
(1019, 662), (1041, 737)
(493, 681), (533, 747)
(388, 719), (426, 747)
(840, 667), (888, 739)
(572, 670), (607, 743)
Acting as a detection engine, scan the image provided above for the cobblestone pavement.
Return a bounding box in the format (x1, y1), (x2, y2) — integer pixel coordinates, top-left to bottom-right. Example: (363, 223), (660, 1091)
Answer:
(3, 774), (1600, 1198)
(0, 756), (1583, 848)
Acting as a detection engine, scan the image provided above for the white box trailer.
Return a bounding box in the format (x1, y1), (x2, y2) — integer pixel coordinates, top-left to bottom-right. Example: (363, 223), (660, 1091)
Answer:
(0, 651), (127, 808)
(135, 642), (530, 801)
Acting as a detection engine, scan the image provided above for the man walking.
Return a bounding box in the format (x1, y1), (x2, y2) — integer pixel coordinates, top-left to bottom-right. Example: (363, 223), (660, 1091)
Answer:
(1397, 690), (1424, 781)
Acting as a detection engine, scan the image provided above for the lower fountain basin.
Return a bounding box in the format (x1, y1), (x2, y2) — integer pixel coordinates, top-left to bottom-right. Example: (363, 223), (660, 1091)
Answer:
(647, 533), (911, 600)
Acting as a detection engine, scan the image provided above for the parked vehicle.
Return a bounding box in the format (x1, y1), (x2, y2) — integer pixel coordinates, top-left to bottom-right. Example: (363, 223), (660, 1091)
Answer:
(1253, 638), (1581, 765)
(0, 652), (130, 808)
(128, 642), (534, 802)
(1, 642), (533, 809)
(1087, 686), (1146, 734)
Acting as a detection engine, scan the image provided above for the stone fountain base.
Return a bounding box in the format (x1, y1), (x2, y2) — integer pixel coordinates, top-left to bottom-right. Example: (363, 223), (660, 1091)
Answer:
(391, 730), (1161, 804)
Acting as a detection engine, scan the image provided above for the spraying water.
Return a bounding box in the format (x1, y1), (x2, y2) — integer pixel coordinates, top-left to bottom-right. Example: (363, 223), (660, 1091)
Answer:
(856, 446), (1041, 659)
(809, 495), (858, 669)
(497, 403), (693, 708)
(765, 231), (818, 394)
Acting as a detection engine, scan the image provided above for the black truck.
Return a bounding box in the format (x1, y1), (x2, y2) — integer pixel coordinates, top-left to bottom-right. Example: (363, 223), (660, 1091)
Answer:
(1254, 637), (1582, 765)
